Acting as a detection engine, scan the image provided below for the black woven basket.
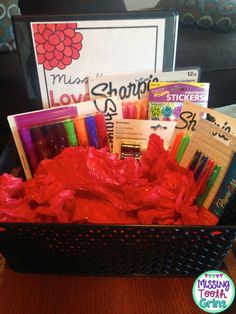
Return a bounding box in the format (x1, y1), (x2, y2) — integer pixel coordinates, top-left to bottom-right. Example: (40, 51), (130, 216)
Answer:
(0, 219), (236, 276)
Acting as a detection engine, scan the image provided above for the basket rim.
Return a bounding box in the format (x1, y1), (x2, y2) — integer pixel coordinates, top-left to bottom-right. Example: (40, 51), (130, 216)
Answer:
(0, 222), (236, 230)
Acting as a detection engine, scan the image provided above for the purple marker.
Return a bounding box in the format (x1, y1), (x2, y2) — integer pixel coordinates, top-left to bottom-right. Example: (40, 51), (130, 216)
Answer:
(19, 128), (39, 173)
(30, 126), (51, 162)
(85, 115), (99, 148)
(41, 124), (59, 158)
(52, 122), (69, 153)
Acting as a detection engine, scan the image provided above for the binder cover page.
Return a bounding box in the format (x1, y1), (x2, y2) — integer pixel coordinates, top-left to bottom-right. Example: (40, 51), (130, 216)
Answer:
(13, 11), (178, 109)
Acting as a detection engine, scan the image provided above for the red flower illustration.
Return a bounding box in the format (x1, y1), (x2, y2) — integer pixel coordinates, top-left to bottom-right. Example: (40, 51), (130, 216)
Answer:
(33, 23), (83, 70)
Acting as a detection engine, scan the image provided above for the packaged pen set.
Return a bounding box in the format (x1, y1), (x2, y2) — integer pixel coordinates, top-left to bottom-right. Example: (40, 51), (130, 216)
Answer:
(179, 118), (236, 222)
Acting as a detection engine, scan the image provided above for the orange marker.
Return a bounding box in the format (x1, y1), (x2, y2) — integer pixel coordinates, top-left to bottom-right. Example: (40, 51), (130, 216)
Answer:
(74, 116), (89, 147)
(169, 131), (184, 159)
(140, 97), (148, 119)
(134, 100), (141, 119)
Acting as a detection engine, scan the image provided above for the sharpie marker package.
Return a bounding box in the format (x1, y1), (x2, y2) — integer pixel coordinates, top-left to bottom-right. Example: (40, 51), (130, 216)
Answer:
(89, 68), (200, 101)
(7, 98), (118, 179)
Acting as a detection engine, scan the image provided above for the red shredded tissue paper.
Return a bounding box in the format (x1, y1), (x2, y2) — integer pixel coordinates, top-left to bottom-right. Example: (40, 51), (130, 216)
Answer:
(0, 134), (207, 225)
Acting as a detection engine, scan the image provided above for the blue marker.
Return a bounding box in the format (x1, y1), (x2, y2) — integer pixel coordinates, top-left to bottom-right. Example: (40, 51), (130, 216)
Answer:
(85, 115), (99, 148)
(194, 154), (208, 181)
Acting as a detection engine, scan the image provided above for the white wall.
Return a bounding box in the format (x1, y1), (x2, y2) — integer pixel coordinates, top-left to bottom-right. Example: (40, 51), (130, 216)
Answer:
(124, 0), (160, 11)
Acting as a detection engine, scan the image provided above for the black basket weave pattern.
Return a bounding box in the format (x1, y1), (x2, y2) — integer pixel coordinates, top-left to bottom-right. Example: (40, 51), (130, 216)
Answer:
(0, 223), (236, 276)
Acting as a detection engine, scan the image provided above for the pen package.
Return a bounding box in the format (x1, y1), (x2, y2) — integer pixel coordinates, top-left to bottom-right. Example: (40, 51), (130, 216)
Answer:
(172, 101), (236, 144)
(180, 118), (236, 209)
(8, 103), (110, 179)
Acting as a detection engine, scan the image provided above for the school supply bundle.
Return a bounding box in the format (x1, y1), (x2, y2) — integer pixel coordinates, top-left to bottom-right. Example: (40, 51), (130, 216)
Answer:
(5, 71), (236, 227)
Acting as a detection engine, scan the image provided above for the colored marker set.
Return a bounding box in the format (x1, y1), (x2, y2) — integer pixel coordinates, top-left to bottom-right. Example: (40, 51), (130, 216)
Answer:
(121, 98), (148, 119)
(19, 122), (69, 173)
(169, 131), (190, 164)
(187, 150), (222, 208)
(17, 112), (108, 175)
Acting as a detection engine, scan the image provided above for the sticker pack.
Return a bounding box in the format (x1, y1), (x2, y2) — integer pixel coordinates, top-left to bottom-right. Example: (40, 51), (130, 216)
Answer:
(148, 82), (210, 120)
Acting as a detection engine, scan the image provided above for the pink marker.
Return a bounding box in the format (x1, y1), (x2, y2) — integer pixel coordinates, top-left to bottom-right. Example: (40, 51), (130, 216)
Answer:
(121, 101), (128, 118)
(126, 101), (135, 119)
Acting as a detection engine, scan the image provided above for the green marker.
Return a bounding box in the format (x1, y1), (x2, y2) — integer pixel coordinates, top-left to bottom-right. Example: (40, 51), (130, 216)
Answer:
(176, 134), (190, 164)
(63, 119), (78, 147)
(195, 164), (221, 207)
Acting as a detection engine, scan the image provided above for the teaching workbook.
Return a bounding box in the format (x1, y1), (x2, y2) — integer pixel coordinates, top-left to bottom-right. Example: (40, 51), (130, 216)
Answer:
(13, 11), (179, 109)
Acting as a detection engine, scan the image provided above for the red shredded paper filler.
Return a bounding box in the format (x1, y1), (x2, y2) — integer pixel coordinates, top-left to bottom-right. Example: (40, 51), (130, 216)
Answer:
(0, 134), (215, 225)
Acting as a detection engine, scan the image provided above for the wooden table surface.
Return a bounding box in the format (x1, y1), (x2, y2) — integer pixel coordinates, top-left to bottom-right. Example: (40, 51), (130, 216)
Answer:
(0, 266), (202, 314)
(0, 256), (236, 314)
